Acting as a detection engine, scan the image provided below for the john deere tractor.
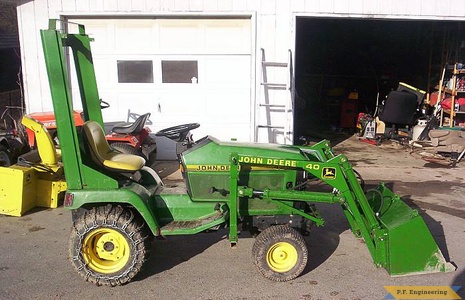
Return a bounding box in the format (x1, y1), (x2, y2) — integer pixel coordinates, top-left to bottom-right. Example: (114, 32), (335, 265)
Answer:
(38, 20), (454, 286)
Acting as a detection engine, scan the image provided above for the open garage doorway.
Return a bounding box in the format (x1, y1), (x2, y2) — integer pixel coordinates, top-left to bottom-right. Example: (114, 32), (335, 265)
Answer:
(294, 17), (465, 143)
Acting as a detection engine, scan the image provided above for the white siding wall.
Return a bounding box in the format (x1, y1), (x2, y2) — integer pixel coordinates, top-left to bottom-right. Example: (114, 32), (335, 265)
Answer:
(17, 0), (465, 136)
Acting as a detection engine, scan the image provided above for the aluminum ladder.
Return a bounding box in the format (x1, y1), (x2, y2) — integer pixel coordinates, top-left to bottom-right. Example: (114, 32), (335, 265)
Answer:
(255, 48), (293, 144)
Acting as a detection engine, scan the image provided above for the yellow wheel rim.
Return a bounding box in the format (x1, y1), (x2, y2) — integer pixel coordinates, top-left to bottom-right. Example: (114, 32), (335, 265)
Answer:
(82, 228), (130, 274)
(266, 242), (298, 273)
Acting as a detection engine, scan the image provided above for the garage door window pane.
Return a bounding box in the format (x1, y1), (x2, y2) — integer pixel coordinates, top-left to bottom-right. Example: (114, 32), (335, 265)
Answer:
(162, 61), (198, 83)
(117, 60), (153, 83)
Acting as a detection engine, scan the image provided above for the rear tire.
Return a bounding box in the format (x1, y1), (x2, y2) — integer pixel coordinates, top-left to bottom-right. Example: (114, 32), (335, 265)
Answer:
(142, 136), (157, 166)
(110, 142), (141, 156)
(0, 145), (12, 167)
(252, 225), (308, 282)
(146, 151), (157, 167)
(69, 205), (152, 286)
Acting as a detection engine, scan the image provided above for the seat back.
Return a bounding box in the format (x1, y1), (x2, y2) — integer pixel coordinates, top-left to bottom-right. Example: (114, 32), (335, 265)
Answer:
(379, 91), (418, 125)
(131, 112), (150, 134)
(111, 113), (150, 135)
(82, 121), (146, 172)
(83, 120), (112, 166)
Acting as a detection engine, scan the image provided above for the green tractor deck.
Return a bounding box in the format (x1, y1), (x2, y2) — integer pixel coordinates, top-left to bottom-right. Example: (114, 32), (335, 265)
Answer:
(37, 20), (454, 286)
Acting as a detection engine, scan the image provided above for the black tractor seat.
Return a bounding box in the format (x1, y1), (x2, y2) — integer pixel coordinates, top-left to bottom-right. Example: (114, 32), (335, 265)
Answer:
(83, 120), (145, 172)
(111, 113), (150, 135)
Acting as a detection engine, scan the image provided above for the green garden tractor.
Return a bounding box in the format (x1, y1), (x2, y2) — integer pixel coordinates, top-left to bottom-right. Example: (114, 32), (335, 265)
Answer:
(40, 20), (454, 286)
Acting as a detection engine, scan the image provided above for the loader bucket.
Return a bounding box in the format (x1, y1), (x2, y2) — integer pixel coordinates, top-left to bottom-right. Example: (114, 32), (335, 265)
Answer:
(365, 184), (455, 276)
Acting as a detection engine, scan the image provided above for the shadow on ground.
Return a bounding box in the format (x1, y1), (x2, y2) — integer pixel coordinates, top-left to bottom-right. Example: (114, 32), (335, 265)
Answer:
(135, 229), (226, 282)
(134, 203), (347, 281)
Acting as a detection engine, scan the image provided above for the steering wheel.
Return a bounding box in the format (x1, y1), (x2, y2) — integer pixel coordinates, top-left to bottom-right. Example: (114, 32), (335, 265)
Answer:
(100, 99), (110, 109)
(156, 123), (200, 142)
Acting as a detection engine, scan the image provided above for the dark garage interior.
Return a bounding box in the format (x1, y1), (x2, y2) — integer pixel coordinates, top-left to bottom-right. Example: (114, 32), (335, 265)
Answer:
(294, 17), (465, 141)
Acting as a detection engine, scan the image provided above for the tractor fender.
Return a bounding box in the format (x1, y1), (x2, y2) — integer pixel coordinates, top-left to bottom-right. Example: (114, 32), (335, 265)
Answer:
(66, 187), (161, 236)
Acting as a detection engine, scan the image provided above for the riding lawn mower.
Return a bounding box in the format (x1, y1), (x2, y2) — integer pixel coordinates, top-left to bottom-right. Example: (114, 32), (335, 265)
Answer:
(26, 104), (157, 165)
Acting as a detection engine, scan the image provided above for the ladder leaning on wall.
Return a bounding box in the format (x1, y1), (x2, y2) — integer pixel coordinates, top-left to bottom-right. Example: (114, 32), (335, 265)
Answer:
(255, 48), (294, 144)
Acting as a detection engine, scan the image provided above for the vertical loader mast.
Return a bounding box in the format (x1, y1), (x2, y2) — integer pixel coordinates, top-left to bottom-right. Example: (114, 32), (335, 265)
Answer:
(40, 19), (117, 189)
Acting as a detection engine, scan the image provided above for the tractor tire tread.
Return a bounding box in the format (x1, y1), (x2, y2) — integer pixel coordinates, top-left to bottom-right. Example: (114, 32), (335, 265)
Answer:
(69, 204), (152, 286)
(0, 144), (12, 167)
(252, 225), (308, 282)
(110, 142), (141, 156)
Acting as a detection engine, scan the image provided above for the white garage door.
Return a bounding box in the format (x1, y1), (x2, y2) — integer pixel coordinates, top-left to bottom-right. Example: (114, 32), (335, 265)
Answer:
(67, 18), (253, 144)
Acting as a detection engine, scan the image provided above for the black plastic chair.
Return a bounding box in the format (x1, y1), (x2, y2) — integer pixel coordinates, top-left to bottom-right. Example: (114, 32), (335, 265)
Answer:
(379, 91), (418, 126)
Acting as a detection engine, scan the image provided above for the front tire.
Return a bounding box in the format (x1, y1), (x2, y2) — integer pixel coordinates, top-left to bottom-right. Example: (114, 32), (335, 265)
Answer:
(252, 225), (308, 282)
(69, 205), (152, 286)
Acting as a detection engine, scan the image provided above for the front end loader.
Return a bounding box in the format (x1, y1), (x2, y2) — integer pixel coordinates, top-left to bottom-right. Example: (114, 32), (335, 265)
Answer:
(39, 20), (454, 286)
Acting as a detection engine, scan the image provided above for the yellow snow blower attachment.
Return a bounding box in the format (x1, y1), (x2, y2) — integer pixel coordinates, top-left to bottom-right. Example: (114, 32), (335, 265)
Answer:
(0, 116), (66, 217)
